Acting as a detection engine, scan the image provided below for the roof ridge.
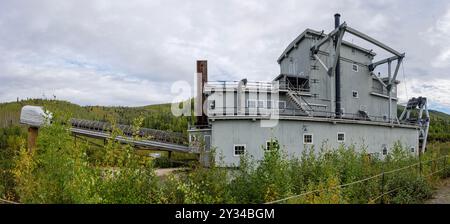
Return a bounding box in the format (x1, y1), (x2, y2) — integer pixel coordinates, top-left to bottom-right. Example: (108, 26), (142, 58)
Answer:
(277, 28), (376, 63)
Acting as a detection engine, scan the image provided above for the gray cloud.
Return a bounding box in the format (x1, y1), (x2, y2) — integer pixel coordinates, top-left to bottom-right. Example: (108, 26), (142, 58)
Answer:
(0, 0), (449, 112)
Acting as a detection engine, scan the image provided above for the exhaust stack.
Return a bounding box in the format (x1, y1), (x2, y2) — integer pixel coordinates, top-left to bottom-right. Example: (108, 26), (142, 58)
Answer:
(334, 13), (342, 117)
(195, 60), (208, 126)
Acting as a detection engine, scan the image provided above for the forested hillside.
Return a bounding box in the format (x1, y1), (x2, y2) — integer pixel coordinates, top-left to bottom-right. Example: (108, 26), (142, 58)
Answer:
(397, 105), (450, 142)
(0, 99), (190, 135)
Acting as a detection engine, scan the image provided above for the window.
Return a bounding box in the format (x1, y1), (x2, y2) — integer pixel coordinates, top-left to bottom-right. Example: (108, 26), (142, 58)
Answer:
(352, 90), (359, 98)
(266, 141), (278, 150)
(258, 100), (265, 108)
(337, 132), (345, 143)
(209, 100), (215, 109)
(247, 99), (256, 108)
(234, 144), (246, 156)
(382, 145), (388, 155)
(278, 101), (286, 109)
(190, 135), (197, 143)
(410, 147), (415, 153)
(303, 133), (313, 144)
(352, 64), (359, 72)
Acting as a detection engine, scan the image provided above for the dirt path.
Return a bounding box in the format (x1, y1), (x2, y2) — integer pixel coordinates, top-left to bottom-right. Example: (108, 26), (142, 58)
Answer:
(155, 168), (188, 176)
(425, 178), (450, 204)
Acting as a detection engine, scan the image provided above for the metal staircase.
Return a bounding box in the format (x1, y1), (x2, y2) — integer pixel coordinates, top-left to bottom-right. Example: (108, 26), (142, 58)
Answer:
(284, 78), (312, 116)
(286, 91), (311, 116)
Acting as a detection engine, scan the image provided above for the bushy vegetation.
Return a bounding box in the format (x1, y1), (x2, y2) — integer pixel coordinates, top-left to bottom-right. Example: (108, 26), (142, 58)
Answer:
(1, 117), (449, 204)
(0, 100), (449, 204)
(10, 111), (161, 203)
(0, 125), (25, 201)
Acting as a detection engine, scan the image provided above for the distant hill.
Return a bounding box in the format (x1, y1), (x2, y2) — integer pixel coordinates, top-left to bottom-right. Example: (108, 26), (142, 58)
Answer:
(397, 105), (450, 142)
(0, 99), (189, 135)
(1, 99), (449, 142)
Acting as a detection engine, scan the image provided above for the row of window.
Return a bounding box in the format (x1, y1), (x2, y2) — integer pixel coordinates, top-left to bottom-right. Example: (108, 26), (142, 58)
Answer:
(246, 99), (286, 109)
(302, 132), (345, 144)
(209, 100), (287, 110)
(378, 145), (416, 157)
(209, 90), (359, 110)
(233, 132), (346, 156)
(234, 141), (416, 157)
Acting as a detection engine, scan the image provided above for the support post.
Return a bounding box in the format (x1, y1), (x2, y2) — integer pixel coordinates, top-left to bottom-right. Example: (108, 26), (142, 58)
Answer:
(419, 153), (423, 176)
(388, 61), (392, 123)
(380, 171), (385, 204)
(27, 127), (39, 152)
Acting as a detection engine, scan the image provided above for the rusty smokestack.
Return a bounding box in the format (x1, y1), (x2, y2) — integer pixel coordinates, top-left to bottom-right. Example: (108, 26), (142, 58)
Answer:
(195, 60), (208, 126)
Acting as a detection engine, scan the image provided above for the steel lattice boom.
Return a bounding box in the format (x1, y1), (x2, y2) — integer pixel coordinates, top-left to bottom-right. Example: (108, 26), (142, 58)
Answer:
(70, 118), (192, 153)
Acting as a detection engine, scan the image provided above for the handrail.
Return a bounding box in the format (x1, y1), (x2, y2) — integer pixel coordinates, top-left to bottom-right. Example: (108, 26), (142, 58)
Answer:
(285, 79), (313, 112)
(70, 118), (188, 145)
(207, 107), (414, 125)
(205, 81), (275, 90)
(204, 80), (311, 92)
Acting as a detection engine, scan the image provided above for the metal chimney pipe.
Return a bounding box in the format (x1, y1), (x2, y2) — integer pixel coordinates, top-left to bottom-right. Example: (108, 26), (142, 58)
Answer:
(334, 13), (341, 29)
(195, 60), (208, 126)
(334, 13), (342, 117)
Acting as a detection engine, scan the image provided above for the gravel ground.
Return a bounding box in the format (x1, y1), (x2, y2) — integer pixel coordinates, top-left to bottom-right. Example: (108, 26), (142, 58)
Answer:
(155, 168), (188, 176)
(425, 178), (450, 204)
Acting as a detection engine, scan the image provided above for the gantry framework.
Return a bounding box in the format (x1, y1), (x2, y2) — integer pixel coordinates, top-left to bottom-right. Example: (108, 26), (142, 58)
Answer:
(310, 16), (405, 123)
(399, 97), (430, 152)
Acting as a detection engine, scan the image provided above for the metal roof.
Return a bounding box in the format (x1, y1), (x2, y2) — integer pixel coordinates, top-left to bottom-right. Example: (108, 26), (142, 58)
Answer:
(277, 28), (376, 64)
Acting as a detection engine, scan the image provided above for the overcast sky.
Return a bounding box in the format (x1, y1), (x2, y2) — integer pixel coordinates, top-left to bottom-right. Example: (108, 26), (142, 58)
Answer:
(0, 0), (449, 113)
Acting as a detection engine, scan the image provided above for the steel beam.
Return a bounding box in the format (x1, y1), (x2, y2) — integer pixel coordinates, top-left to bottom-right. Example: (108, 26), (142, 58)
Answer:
(313, 54), (329, 73)
(311, 23), (347, 53)
(345, 26), (403, 57)
(388, 61), (392, 124)
(370, 72), (387, 88)
(333, 30), (345, 71)
(390, 57), (403, 86)
(369, 54), (405, 71)
(422, 103), (430, 152)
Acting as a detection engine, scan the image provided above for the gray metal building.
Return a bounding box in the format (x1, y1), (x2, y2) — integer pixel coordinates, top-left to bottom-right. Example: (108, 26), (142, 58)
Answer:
(189, 14), (429, 167)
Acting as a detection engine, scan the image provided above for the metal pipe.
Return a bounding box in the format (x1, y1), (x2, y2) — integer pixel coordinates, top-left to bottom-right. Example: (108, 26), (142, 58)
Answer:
(237, 78), (247, 115)
(334, 13), (342, 117)
(388, 60), (392, 123)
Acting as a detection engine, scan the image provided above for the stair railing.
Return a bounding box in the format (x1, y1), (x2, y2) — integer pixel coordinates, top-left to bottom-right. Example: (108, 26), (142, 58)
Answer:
(285, 79), (313, 115)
